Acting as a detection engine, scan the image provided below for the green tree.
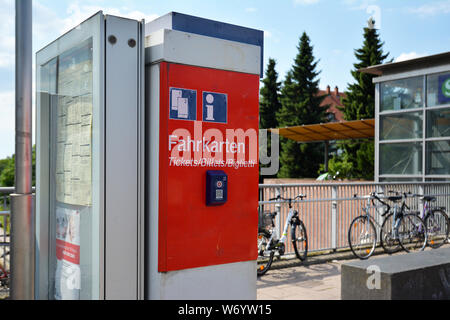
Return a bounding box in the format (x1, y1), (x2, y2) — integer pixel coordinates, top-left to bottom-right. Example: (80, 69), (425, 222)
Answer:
(259, 58), (282, 181)
(276, 32), (328, 178)
(0, 155), (15, 187)
(0, 145), (36, 187)
(260, 58), (282, 130)
(338, 22), (389, 180)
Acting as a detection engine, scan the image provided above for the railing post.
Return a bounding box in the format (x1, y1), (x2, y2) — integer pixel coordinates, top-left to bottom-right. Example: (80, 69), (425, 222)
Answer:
(331, 185), (337, 251)
(275, 187), (281, 239)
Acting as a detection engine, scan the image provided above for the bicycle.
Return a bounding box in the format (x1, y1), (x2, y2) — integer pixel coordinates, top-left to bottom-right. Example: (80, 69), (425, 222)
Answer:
(257, 194), (308, 276)
(348, 191), (428, 259)
(380, 191), (428, 254)
(348, 192), (390, 259)
(414, 194), (449, 249)
(0, 251), (9, 288)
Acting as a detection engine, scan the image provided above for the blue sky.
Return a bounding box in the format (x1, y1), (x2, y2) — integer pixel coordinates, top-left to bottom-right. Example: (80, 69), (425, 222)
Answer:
(0, 0), (450, 159)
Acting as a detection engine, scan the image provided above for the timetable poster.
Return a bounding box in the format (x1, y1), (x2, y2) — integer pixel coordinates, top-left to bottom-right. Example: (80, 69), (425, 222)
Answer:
(55, 39), (93, 207)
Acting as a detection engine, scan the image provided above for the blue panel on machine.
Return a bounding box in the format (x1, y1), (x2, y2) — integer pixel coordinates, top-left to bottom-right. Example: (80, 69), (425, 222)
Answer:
(206, 170), (228, 206)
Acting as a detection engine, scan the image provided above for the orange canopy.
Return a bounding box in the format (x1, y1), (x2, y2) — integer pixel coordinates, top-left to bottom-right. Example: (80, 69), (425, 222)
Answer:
(270, 119), (375, 142)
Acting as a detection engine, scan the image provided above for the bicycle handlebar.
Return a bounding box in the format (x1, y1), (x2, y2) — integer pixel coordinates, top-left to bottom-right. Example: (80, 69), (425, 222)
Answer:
(268, 194), (307, 202)
(388, 190), (419, 198)
(354, 192), (390, 216)
(366, 191), (419, 214)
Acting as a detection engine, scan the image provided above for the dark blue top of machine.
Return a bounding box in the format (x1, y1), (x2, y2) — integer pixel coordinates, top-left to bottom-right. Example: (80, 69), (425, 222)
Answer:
(145, 12), (264, 77)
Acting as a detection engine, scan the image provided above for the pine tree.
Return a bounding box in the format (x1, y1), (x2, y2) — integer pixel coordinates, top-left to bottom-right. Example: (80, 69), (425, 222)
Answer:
(338, 22), (389, 180)
(260, 58), (281, 130)
(342, 22), (389, 120)
(277, 32), (328, 178)
(259, 58), (282, 181)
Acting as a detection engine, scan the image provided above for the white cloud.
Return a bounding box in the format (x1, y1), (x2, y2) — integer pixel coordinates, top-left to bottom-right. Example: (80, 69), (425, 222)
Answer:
(0, 0), (15, 70)
(407, 0), (450, 17)
(33, 1), (159, 48)
(0, 52), (14, 69)
(0, 90), (16, 159)
(395, 52), (427, 62)
(264, 30), (273, 39)
(263, 30), (280, 44)
(245, 7), (257, 13)
(61, 2), (159, 32)
(293, 0), (320, 5)
(342, 0), (377, 11)
(0, 91), (15, 130)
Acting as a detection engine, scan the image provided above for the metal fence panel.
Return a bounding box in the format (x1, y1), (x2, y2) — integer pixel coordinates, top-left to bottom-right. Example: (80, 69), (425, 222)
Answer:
(259, 182), (450, 255)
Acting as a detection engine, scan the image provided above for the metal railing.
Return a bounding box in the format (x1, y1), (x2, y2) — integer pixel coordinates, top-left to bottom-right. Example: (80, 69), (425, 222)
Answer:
(0, 187), (13, 295)
(259, 181), (450, 256)
(0, 182), (448, 294)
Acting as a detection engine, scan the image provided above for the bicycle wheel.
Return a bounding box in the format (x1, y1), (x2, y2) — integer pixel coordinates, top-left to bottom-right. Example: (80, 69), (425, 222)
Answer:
(380, 212), (402, 254)
(425, 210), (449, 249)
(257, 231), (274, 276)
(291, 220), (308, 261)
(398, 213), (427, 253)
(348, 215), (377, 259)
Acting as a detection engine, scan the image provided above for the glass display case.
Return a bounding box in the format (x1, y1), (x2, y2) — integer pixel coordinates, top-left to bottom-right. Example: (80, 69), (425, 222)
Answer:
(36, 12), (145, 300)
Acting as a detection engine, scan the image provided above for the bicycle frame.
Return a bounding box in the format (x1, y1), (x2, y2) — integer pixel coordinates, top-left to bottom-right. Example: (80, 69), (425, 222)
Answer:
(264, 196), (304, 252)
(359, 194), (388, 231)
(263, 208), (293, 252)
(357, 193), (406, 240)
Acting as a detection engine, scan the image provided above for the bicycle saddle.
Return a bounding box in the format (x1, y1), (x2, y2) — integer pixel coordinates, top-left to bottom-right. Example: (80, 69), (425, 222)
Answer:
(387, 196), (402, 202)
(422, 196), (436, 202)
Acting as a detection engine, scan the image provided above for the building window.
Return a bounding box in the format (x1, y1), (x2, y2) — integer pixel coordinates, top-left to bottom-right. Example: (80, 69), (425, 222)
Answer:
(380, 76), (424, 112)
(426, 108), (450, 138)
(379, 142), (422, 175)
(426, 140), (450, 175)
(426, 72), (450, 107)
(380, 111), (423, 140)
(327, 112), (336, 122)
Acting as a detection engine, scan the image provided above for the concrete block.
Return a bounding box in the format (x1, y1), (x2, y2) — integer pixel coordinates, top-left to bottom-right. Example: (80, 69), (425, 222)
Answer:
(341, 247), (450, 300)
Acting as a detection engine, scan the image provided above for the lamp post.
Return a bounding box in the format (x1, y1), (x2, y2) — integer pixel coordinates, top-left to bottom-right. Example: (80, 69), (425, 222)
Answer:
(10, 0), (35, 300)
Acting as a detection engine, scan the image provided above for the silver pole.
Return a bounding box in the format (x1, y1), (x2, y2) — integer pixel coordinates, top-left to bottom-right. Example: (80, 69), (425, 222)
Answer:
(11, 0), (35, 300)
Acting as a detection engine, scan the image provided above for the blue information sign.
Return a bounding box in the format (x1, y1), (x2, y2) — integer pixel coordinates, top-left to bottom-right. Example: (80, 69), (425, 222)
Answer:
(169, 88), (197, 121)
(202, 91), (228, 124)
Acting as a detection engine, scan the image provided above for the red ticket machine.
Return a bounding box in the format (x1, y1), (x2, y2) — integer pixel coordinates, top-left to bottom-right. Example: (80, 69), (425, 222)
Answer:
(145, 13), (263, 299)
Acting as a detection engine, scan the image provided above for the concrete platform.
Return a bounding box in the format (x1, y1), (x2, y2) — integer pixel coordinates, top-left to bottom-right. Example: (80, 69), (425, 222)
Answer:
(341, 247), (450, 300)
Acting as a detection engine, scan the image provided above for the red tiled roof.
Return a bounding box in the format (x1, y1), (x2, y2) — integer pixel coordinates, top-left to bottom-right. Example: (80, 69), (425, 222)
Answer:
(317, 86), (347, 121)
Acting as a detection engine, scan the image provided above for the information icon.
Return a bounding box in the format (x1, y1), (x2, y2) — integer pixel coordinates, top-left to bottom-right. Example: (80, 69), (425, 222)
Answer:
(203, 91), (227, 124)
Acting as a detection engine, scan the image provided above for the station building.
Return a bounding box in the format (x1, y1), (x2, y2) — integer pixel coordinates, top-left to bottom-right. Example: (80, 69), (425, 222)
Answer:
(361, 52), (450, 182)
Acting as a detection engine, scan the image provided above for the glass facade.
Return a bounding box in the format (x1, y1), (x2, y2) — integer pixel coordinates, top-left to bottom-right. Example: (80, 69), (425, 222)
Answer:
(378, 71), (450, 181)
